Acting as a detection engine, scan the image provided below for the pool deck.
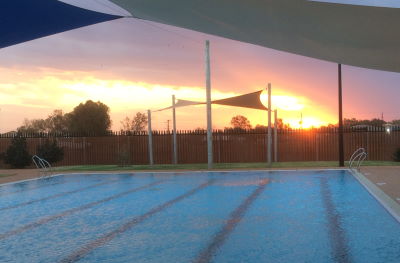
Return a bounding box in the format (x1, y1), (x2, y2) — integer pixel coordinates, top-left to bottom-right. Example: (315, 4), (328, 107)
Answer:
(359, 166), (400, 204)
(1, 166), (400, 204)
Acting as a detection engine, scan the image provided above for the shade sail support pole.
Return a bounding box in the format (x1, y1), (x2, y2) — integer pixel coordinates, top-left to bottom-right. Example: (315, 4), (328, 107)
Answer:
(274, 109), (278, 162)
(147, 109), (154, 165)
(172, 94), (178, 164)
(267, 83), (272, 167)
(206, 40), (213, 169)
(338, 64), (344, 167)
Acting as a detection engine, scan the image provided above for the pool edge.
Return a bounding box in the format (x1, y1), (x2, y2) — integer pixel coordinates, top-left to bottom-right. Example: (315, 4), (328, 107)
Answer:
(0, 168), (347, 187)
(0, 173), (64, 187)
(350, 169), (400, 223)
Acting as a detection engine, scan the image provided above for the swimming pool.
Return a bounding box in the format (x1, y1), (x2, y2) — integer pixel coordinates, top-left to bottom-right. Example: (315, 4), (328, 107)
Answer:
(0, 170), (399, 262)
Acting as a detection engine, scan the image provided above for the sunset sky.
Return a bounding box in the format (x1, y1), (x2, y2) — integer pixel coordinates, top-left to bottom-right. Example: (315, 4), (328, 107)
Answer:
(1, 17), (400, 132)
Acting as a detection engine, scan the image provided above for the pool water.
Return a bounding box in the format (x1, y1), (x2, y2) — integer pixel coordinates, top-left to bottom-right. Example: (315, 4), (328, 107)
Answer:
(0, 170), (399, 262)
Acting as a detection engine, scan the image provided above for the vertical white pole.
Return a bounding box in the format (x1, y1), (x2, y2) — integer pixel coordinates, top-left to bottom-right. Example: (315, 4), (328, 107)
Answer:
(147, 109), (154, 165)
(274, 109), (278, 162)
(267, 83), (272, 167)
(206, 40), (213, 169)
(172, 94), (177, 164)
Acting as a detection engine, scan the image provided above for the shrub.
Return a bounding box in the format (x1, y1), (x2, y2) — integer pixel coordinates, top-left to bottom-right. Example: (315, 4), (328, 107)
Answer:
(4, 134), (31, 168)
(36, 139), (64, 164)
(393, 148), (400, 162)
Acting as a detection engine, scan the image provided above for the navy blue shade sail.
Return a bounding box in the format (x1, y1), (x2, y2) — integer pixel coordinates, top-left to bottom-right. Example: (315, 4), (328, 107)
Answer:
(0, 0), (122, 49)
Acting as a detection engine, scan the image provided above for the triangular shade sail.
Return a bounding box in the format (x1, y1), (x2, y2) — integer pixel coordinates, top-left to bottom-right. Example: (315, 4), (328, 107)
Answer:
(0, 0), (121, 49)
(212, 90), (267, 111)
(154, 99), (204, 112)
(153, 90), (267, 112)
(110, 0), (400, 72)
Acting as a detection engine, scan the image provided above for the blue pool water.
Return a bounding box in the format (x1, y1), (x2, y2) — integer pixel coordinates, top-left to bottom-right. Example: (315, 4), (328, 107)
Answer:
(0, 170), (399, 262)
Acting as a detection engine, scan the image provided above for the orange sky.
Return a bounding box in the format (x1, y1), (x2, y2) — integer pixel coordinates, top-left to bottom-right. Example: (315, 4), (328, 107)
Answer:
(0, 66), (336, 132)
(0, 18), (399, 132)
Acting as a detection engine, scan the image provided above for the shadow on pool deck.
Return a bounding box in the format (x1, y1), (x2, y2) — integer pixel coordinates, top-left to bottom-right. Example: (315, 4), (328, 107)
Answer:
(1, 166), (400, 205)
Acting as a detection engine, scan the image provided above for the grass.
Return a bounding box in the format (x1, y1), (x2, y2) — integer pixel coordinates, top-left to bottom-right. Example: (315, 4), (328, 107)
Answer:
(52, 161), (400, 172)
(0, 173), (16, 178)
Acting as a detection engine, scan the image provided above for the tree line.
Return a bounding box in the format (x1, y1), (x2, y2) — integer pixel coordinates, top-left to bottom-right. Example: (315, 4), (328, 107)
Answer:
(228, 115), (400, 131)
(15, 100), (148, 136)
(11, 100), (400, 135)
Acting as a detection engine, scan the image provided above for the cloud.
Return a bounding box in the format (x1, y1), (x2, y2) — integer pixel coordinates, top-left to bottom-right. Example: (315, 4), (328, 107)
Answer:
(1, 17), (399, 131)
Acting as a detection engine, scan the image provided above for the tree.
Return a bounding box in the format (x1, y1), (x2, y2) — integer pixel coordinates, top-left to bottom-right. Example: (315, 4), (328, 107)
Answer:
(66, 100), (111, 135)
(391, 119), (400, 126)
(36, 139), (64, 163)
(17, 118), (47, 133)
(344, 117), (386, 127)
(16, 109), (68, 134)
(120, 112), (148, 132)
(255, 118), (290, 131)
(393, 148), (400, 162)
(230, 115), (252, 129)
(4, 134), (31, 168)
(47, 109), (68, 133)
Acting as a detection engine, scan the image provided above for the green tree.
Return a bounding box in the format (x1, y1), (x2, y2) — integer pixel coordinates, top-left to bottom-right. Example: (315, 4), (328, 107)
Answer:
(66, 100), (111, 135)
(4, 134), (31, 168)
(230, 115), (252, 130)
(36, 139), (64, 163)
(120, 112), (148, 132)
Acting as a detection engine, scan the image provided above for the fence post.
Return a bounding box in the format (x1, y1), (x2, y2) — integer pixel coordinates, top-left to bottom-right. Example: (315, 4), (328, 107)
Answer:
(274, 109), (278, 162)
(316, 132), (319, 161)
(267, 83), (272, 167)
(172, 95), (178, 164)
(147, 110), (154, 165)
(206, 40), (213, 169)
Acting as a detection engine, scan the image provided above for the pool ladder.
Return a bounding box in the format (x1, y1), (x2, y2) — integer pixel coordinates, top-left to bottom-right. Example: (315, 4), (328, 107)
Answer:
(32, 155), (52, 177)
(349, 148), (367, 170)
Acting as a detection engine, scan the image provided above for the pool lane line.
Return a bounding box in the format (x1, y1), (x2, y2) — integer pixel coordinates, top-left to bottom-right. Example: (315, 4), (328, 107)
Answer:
(320, 177), (352, 263)
(0, 179), (166, 241)
(0, 178), (76, 197)
(0, 178), (123, 211)
(59, 179), (215, 263)
(193, 178), (269, 263)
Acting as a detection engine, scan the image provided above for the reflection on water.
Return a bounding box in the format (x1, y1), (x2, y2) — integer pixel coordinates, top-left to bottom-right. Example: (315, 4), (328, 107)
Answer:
(0, 170), (399, 263)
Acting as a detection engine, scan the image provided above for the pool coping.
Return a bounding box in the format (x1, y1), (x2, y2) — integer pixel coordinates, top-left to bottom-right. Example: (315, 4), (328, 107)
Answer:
(350, 169), (400, 223)
(0, 168), (349, 187)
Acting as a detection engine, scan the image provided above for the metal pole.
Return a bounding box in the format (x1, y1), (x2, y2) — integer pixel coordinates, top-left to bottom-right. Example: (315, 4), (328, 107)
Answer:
(267, 83), (272, 167)
(147, 109), (154, 165)
(338, 64), (344, 167)
(274, 109), (278, 162)
(206, 40), (213, 169)
(172, 94), (177, 164)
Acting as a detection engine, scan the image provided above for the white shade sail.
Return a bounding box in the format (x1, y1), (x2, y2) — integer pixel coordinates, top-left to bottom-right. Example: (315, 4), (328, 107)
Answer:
(109, 0), (400, 72)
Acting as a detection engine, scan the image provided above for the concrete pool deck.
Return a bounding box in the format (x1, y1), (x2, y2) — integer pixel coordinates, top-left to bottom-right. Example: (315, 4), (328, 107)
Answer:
(359, 166), (400, 205)
(1, 166), (399, 204)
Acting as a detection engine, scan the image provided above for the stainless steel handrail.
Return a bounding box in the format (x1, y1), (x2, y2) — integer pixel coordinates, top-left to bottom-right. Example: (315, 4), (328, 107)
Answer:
(349, 148), (367, 170)
(32, 155), (52, 177)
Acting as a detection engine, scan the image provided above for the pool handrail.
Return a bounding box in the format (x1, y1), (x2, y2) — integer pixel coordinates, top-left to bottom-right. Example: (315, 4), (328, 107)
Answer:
(32, 155), (52, 177)
(349, 148), (367, 170)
